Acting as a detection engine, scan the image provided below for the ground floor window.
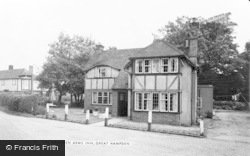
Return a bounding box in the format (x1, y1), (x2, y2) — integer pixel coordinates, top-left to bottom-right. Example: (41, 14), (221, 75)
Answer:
(92, 92), (112, 105)
(135, 92), (178, 112)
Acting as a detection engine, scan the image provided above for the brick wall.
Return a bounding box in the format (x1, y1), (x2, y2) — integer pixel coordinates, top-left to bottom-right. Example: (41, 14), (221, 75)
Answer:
(111, 91), (118, 117)
(132, 111), (181, 125)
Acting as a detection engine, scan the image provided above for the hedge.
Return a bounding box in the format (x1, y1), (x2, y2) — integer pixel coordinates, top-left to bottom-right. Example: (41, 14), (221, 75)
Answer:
(0, 93), (46, 115)
(213, 101), (246, 110)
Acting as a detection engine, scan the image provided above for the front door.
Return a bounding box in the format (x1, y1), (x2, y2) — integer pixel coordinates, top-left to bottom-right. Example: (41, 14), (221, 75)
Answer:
(118, 92), (127, 116)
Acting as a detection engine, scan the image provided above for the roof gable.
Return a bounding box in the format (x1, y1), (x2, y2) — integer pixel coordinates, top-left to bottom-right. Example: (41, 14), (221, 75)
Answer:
(131, 40), (185, 58)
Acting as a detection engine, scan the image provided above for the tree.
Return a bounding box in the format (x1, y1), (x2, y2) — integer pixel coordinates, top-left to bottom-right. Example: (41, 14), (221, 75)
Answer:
(156, 16), (238, 75)
(37, 33), (98, 105)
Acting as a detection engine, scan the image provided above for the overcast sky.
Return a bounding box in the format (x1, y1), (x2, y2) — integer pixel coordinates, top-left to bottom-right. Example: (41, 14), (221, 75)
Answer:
(0, 0), (249, 74)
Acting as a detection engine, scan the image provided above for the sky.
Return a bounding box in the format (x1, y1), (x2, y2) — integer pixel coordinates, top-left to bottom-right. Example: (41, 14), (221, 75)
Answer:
(0, 0), (249, 74)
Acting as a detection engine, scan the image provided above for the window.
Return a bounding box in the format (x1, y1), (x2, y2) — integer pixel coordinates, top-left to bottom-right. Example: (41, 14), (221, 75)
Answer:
(136, 93), (143, 110)
(197, 97), (202, 108)
(144, 60), (151, 73)
(143, 93), (150, 110)
(12, 79), (16, 85)
(135, 58), (178, 73)
(136, 60), (143, 73)
(1, 80), (5, 86)
(169, 93), (178, 112)
(135, 92), (178, 112)
(162, 58), (169, 72)
(99, 67), (106, 77)
(161, 93), (168, 111)
(170, 58), (178, 72)
(152, 59), (161, 73)
(92, 92), (112, 105)
(152, 93), (159, 110)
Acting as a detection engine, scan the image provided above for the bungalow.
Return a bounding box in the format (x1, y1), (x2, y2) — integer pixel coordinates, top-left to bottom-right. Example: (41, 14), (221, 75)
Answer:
(0, 65), (40, 92)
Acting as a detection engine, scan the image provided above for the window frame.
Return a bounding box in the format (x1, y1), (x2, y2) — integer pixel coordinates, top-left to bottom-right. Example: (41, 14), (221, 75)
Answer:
(92, 91), (112, 105)
(135, 57), (179, 74)
(134, 92), (179, 113)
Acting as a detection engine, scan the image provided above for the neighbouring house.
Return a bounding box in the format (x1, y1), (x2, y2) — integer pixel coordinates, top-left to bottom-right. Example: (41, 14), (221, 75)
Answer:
(0, 65), (40, 92)
(84, 39), (199, 125)
(197, 85), (214, 117)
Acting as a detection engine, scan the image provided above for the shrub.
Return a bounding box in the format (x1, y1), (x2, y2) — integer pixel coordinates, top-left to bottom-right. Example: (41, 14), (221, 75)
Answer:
(213, 101), (246, 110)
(52, 114), (57, 119)
(205, 111), (213, 118)
(0, 93), (46, 115)
(33, 106), (46, 115)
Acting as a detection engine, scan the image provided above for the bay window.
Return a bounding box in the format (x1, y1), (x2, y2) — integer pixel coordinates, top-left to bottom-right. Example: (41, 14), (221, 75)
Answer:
(92, 92), (112, 105)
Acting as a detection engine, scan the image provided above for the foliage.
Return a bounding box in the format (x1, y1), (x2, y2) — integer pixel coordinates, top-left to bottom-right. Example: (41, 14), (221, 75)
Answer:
(156, 16), (238, 75)
(37, 33), (100, 105)
(0, 93), (46, 115)
(213, 101), (246, 110)
(205, 111), (213, 118)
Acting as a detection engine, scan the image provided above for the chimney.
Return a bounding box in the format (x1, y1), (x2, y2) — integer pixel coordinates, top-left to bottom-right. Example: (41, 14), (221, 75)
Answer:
(187, 18), (200, 65)
(9, 65), (13, 70)
(29, 66), (33, 74)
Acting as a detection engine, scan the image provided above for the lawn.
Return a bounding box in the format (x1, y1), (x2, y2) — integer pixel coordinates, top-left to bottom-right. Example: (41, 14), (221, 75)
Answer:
(36, 107), (108, 124)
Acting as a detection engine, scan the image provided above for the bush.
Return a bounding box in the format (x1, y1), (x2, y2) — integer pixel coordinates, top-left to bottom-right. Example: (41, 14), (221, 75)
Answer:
(205, 111), (213, 118)
(0, 93), (46, 115)
(213, 101), (246, 110)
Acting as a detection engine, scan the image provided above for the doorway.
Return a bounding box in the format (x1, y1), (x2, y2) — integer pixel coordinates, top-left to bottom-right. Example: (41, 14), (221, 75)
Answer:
(118, 92), (127, 116)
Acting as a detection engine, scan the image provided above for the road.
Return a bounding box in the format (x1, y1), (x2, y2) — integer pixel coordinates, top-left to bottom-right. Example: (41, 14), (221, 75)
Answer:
(0, 110), (249, 156)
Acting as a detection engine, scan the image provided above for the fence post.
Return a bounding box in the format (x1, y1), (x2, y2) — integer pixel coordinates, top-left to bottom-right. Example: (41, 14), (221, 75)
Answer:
(148, 111), (152, 131)
(46, 103), (50, 119)
(200, 119), (204, 136)
(86, 110), (89, 124)
(104, 107), (109, 127)
(65, 104), (68, 121)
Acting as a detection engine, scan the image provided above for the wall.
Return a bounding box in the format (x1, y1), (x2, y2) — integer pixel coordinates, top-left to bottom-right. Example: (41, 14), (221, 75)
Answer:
(132, 111), (180, 125)
(198, 85), (214, 115)
(179, 61), (192, 125)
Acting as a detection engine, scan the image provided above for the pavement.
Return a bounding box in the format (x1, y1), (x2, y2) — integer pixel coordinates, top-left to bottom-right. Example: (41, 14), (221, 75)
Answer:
(0, 110), (250, 156)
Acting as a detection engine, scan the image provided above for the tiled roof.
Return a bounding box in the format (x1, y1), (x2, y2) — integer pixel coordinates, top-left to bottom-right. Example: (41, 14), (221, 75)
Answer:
(83, 48), (142, 71)
(0, 69), (32, 79)
(130, 40), (186, 58)
(112, 70), (129, 89)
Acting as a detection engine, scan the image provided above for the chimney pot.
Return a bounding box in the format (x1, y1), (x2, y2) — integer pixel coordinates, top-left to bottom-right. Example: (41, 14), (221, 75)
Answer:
(29, 66), (33, 74)
(9, 65), (13, 70)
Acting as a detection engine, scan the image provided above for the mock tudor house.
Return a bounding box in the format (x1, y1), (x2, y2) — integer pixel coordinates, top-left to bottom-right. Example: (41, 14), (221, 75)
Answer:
(0, 65), (40, 92)
(84, 38), (198, 125)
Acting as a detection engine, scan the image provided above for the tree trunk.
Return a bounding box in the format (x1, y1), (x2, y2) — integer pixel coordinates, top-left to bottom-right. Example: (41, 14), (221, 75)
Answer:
(70, 93), (73, 104)
(58, 94), (62, 105)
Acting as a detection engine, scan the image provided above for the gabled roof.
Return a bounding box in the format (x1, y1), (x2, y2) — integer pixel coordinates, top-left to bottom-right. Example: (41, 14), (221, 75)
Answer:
(83, 48), (142, 71)
(130, 40), (186, 58)
(127, 40), (196, 69)
(0, 69), (32, 79)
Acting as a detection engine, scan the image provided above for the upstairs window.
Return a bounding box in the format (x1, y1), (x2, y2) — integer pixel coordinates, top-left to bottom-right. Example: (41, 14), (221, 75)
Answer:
(161, 58), (169, 73)
(144, 60), (151, 73)
(99, 67), (106, 77)
(135, 58), (178, 73)
(137, 60), (143, 73)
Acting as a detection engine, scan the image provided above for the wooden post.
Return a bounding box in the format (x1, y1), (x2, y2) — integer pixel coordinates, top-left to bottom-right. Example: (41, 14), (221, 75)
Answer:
(65, 104), (68, 121)
(46, 104), (50, 119)
(86, 110), (90, 124)
(200, 119), (204, 136)
(104, 107), (109, 126)
(148, 111), (152, 131)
